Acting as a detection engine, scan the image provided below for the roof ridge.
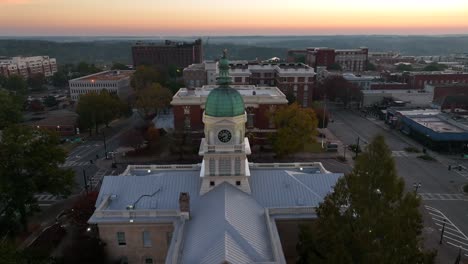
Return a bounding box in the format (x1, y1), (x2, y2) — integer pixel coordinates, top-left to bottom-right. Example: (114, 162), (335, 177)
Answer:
(285, 170), (322, 200)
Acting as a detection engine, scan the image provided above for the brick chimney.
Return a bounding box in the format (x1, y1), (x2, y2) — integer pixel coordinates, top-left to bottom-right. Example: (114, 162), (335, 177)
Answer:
(179, 192), (190, 219)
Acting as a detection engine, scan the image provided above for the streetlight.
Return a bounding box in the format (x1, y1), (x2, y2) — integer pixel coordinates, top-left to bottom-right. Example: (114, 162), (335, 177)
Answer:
(413, 182), (421, 193)
(439, 218), (447, 244)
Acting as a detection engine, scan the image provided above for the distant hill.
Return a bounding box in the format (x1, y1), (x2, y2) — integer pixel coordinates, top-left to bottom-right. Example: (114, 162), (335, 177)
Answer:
(1, 35), (467, 66)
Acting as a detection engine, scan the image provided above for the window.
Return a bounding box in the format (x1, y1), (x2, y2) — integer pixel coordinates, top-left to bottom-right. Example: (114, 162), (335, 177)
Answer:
(234, 77), (242, 83)
(209, 158), (215, 175)
(236, 181), (241, 186)
(210, 181), (215, 187)
(117, 232), (126, 246)
(143, 231), (152, 247)
(219, 158), (231, 176)
(145, 258), (153, 264)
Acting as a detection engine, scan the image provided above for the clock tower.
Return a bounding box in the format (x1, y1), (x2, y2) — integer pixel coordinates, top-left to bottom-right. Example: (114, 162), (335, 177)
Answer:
(199, 50), (251, 195)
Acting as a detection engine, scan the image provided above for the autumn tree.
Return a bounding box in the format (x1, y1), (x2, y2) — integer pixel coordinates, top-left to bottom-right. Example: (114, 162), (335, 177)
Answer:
(120, 128), (145, 150)
(135, 83), (173, 117)
(0, 90), (22, 129)
(297, 135), (436, 264)
(271, 103), (318, 157)
(145, 124), (160, 149)
(0, 125), (74, 237)
(315, 76), (362, 106)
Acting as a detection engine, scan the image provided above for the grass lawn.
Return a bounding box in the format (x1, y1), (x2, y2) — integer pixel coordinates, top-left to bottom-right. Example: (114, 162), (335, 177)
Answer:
(303, 141), (326, 153)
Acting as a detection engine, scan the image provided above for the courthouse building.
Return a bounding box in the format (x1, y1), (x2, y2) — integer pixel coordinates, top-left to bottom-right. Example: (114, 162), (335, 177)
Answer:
(89, 51), (342, 264)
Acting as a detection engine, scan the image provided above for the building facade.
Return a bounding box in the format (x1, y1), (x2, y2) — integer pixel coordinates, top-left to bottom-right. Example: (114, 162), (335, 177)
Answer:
(89, 51), (343, 264)
(288, 47), (369, 72)
(0, 56), (57, 78)
(182, 61), (315, 107)
(69, 70), (134, 101)
(132, 39), (203, 69)
(388, 71), (468, 90)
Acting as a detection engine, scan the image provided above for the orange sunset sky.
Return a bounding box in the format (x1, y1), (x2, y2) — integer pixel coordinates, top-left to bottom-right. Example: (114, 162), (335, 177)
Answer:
(0, 0), (467, 35)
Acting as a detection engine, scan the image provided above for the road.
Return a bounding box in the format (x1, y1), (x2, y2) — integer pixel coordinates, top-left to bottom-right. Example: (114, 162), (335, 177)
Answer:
(329, 108), (468, 260)
(36, 112), (142, 207)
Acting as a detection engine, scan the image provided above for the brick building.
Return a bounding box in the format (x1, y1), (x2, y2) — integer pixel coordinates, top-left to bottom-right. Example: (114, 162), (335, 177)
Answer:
(0, 56), (57, 78)
(425, 83), (468, 110)
(132, 39), (203, 69)
(388, 71), (468, 90)
(182, 61), (315, 107)
(288, 47), (369, 72)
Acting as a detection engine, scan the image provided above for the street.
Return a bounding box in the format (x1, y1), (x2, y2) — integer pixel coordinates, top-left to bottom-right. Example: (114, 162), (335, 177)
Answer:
(329, 108), (468, 260)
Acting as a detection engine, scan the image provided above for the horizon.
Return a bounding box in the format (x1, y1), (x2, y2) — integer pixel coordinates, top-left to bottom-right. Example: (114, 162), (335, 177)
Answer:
(1, 0), (468, 36)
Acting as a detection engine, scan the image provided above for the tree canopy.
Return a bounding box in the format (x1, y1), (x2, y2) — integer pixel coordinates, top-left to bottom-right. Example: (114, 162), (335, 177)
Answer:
(130, 65), (165, 91)
(315, 76), (362, 106)
(396, 64), (414, 72)
(27, 73), (46, 91)
(76, 90), (128, 135)
(135, 83), (173, 117)
(4, 74), (27, 95)
(51, 71), (68, 88)
(366, 62), (377, 71)
(111, 62), (130, 70)
(0, 90), (22, 130)
(297, 135), (436, 264)
(0, 125), (74, 237)
(423, 62), (447, 72)
(271, 103), (318, 157)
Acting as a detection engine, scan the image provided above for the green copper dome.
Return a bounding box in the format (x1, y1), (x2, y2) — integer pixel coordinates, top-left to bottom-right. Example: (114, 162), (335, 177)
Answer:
(205, 50), (245, 117)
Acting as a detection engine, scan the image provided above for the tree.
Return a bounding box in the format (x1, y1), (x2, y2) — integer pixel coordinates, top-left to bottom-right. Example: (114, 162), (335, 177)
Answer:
(285, 91), (296, 105)
(120, 129), (145, 150)
(28, 73), (46, 91)
(135, 83), (173, 117)
(145, 125), (160, 149)
(366, 61), (377, 71)
(396, 64), (414, 72)
(0, 74), (7, 88)
(312, 102), (330, 128)
(316, 76), (362, 106)
(0, 91), (22, 129)
(111, 62), (130, 70)
(130, 65), (164, 91)
(271, 103), (318, 157)
(76, 91), (127, 135)
(297, 135), (437, 264)
(0, 125), (74, 237)
(5, 74), (27, 95)
(44, 95), (58, 107)
(327, 63), (342, 71)
(52, 71), (68, 88)
(76, 62), (101, 76)
(423, 62), (447, 72)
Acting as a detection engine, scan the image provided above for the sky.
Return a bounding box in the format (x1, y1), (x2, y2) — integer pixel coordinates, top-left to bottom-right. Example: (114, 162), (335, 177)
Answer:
(0, 0), (468, 36)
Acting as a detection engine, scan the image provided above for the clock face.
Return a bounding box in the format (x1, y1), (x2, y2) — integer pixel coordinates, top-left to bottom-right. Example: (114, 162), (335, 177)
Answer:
(218, 129), (232, 143)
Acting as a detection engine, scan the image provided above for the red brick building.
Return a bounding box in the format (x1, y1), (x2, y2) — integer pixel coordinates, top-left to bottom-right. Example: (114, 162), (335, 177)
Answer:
(391, 72), (468, 90)
(370, 82), (409, 90)
(288, 47), (368, 72)
(171, 86), (288, 142)
(132, 39), (203, 69)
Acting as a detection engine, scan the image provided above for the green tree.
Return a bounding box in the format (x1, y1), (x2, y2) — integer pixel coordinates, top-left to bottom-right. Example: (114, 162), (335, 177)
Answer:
(297, 135), (437, 264)
(396, 64), (414, 72)
(423, 62), (447, 72)
(44, 95), (58, 107)
(5, 74), (27, 95)
(0, 125), (74, 237)
(0, 74), (7, 88)
(76, 91), (126, 135)
(111, 62), (130, 70)
(0, 91), (22, 129)
(27, 73), (46, 91)
(130, 65), (164, 91)
(76, 62), (101, 76)
(271, 103), (318, 157)
(285, 91), (296, 105)
(52, 71), (68, 88)
(366, 61), (377, 71)
(327, 63), (342, 71)
(135, 83), (173, 117)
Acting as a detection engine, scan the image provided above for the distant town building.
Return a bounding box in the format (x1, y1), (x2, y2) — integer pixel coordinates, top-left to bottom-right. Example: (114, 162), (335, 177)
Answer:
(25, 110), (78, 137)
(88, 51), (343, 264)
(0, 56), (57, 78)
(132, 39), (203, 69)
(425, 83), (468, 110)
(69, 70), (134, 101)
(288, 47), (369, 72)
(387, 71), (468, 90)
(343, 73), (380, 90)
(183, 61), (315, 107)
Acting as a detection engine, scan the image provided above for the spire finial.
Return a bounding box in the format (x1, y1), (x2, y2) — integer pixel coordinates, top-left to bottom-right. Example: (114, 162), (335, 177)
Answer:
(223, 49), (228, 59)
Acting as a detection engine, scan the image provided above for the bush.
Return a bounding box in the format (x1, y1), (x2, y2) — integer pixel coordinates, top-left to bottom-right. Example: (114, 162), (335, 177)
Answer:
(404, 146), (421, 153)
(417, 154), (436, 161)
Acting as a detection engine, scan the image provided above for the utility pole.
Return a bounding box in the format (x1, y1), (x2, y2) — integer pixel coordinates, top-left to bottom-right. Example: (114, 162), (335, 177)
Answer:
(355, 136), (360, 158)
(321, 94), (327, 148)
(103, 131), (108, 159)
(83, 169), (88, 195)
(439, 218), (446, 244)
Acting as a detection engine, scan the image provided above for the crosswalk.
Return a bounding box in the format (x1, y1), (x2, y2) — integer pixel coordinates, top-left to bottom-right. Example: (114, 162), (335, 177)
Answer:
(391, 150), (409, 157)
(88, 168), (115, 189)
(419, 193), (468, 201)
(34, 193), (63, 207)
(425, 205), (468, 258)
(59, 160), (91, 168)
